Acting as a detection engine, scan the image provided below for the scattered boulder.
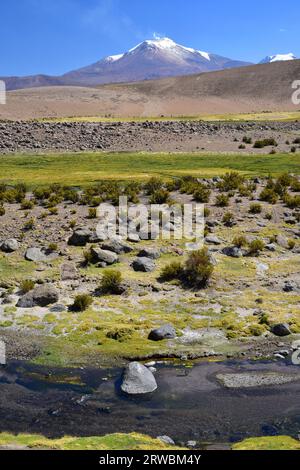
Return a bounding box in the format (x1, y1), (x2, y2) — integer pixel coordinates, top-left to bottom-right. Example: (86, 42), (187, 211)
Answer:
(91, 247), (119, 265)
(132, 257), (155, 272)
(101, 239), (133, 254)
(205, 235), (222, 245)
(271, 323), (291, 337)
(265, 243), (276, 252)
(60, 263), (78, 281)
(68, 228), (91, 246)
(0, 239), (19, 253)
(121, 362), (157, 395)
(276, 234), (289, 249)
(127, 233), (140, 243)
(222, 246), (243, 258)
(17, 285), (59, 308)
(149, 324), (176, 341)
(25, 247), (47, 262)
(138, 247), (161, 259)
(157, 436), (175, 446)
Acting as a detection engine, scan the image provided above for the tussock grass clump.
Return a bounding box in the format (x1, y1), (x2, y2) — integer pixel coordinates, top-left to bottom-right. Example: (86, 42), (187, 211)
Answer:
(260, 188), (278, 204)
(193, 184), (211, 203)
(71, 294), (93, 312)
(100, 270), (123, 295)
(218, 172), (245, 192)
(253, 138), (278, 148)
(216, 194), (230, 207)
(150, 189), (170, 204)
(248, 239), (265, 256)
(20, 279), (35, 293)
(20, 199), (34, 210)
(232, 235), (247, 248)
(249, 203), (262, 214)
(160, 261), (184, 281)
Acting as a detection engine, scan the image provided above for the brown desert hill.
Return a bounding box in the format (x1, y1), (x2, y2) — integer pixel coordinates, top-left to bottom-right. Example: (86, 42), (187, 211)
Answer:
(1, 60), (300, 121)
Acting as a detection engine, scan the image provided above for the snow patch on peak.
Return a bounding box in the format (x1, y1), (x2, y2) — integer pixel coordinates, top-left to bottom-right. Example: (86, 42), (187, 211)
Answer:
(261, 53), (296, 63)
(104, 54), (124, 63)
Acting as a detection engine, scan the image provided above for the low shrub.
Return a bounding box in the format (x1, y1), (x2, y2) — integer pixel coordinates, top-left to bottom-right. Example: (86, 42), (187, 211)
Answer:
(20, 199), (34, 210)
(222, 212), (235, 227)
(0, 205), (5, 216)
(184, 248), (214, 288)
(215, 194), (230, 207)
(71, 294), (93, 312)
(260, 188), (278, 205)
(253, 138), (278, 148)
(160, 261), (184, 281)
(249, 203), (262, 214)
(20, 279), (35, 293)
(100, 270), (123, 295)
(150, 189), (170, 205)
(193, 184), (211, 203)
(233, 235), (247, 248)
(248, 239), (265, 256)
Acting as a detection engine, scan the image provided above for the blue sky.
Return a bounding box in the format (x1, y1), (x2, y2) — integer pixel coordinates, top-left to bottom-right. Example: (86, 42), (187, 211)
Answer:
(1, 0), (299, 76)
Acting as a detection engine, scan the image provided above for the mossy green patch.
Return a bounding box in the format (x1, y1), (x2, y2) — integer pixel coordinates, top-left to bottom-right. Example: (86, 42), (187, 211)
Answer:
(0, 432), (183, 450)
(232, 436), (300, 450)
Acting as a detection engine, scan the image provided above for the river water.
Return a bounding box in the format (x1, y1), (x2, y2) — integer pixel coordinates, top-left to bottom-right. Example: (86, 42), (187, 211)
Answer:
(0, 359), (300, 447)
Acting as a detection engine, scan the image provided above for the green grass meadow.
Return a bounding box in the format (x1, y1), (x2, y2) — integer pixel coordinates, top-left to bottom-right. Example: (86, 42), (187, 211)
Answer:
(0, 151), (299, 187)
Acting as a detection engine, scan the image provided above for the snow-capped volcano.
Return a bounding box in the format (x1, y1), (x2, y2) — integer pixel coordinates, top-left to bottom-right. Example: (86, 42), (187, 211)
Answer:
(63, 37), (252, 86)
(260, 53), (297, 63)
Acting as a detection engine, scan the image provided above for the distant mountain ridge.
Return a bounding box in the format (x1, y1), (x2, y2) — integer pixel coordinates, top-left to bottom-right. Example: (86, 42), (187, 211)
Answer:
(0, 37), (297, 91)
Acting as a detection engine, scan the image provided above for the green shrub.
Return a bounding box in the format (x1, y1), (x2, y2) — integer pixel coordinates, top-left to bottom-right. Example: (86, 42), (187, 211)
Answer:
(222, 212), (235, 227)
(48, 207), (58, 215)
(239, 144), (246, 149)
(249, 203), (262, 214)
(260, 188), (278, 204)
(218, 172), (244, 192)
(88, 208), (97, 219)
(242, 136), (252, 144)
(248, 239), (265, 256)
(284, 194), (300, 209)
(193, 184), (211, 203)
(293, 138), (300, 144)
(184, 248), (214, 288)
(216, 194), (230, 207)
(144, 177), (164, 195)
(23, 217), (35, 231)
(288, 239), (296, 250)
(71, 294), (93, 312)
(291, 146), (297, 153)
(48, 243), (58, 252)
(0, 205), (5, 216)
(253, 138), (278, 148)
(160, 261), (184, 281)
(233, 235), (247, 248)
(100, 270), (123, 295)
(150, 189), (170, 204)
(20, 199), (34, 210)
(20, 279), (35, 293)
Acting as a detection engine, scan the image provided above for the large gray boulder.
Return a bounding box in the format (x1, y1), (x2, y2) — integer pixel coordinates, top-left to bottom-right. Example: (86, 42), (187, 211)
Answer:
(17, 285), (59, 308)
(132, 257), (155, 272)
(149, 324), (176, 341)
(271, 323), (291, 337)
(222, 246), (243, 258)
(205, 235), (222, 245)
(138, 247), (161, 260)
(1, 239), (19, 253)
(121, 362), (157, 395)
(68, 229), (91, 246)
(25, 247), (48, 262)
(101, 239), (133, 254)
(91, 247), (119, 265)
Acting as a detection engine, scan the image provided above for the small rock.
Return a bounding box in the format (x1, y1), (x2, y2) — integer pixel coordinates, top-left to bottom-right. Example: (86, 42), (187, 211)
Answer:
(149, 324), (176, 341)
(271, 323), (291, 337)
(222, 246), (243, 258)
(205, 235), (222, 245)
(157, 436), (175, 446)
(1, 239), (19, 253)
